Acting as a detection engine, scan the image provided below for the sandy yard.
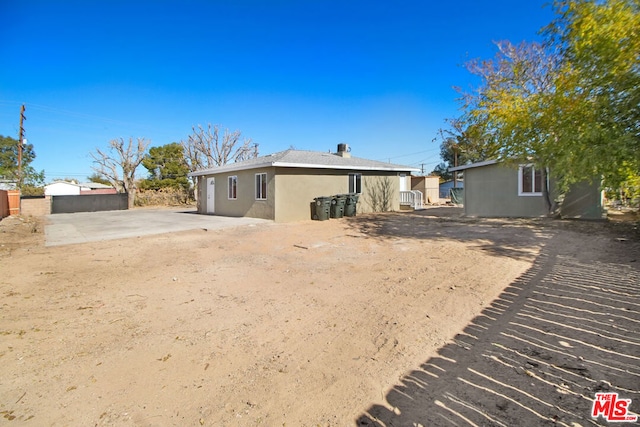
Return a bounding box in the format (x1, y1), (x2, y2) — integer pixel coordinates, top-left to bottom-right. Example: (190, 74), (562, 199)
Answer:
(0, 207), (638, 426)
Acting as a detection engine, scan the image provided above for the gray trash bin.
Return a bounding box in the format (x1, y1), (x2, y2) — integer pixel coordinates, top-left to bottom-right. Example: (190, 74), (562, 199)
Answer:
(312, 196), (331, 220)
(344, 193), (358, 217)
(330, 195), (346, 218)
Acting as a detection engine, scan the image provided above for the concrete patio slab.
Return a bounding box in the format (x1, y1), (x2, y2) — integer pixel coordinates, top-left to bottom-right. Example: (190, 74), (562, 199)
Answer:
(45, 208), (271, 246)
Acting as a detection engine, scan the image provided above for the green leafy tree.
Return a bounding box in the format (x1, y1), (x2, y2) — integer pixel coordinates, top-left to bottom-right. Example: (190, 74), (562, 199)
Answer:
(459, 40), (559, 209)
(139, 142), (190, 191)
(436, 120), (498, 167)
(545, 0), (640, 190)
(51, 177), (78, 184)
(455, 0), (639, 213)
(86, 173), (112, 186)
(19, 185), (44, 196)
(429, 162), (452, 182)
(459, 39), (559, 163)
(0, 135), (45, 188)
(432, 120), (495, 182)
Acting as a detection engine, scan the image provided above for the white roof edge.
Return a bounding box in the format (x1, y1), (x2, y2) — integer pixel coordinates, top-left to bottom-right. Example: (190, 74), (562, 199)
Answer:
(189, 162), (420, 177)
(273, 162), (420, 172)
(46, 181), (82, 187)
(449, 159), (498, 172)
(188, 161), (274, 177)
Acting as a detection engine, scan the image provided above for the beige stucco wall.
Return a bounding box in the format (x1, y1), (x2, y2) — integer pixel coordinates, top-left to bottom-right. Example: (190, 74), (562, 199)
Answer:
(274, 169), (401, 222)
(196, 168), (404, 222)
(411, 176), (440, 203)
(274, 169), (345, 222)
(196, 168), (276, 220)
(464, 163), (550, 217)
(361, 174), (401, 212)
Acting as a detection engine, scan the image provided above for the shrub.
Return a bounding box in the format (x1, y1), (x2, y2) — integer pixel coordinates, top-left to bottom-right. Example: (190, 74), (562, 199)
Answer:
(135, 188), (193, 207)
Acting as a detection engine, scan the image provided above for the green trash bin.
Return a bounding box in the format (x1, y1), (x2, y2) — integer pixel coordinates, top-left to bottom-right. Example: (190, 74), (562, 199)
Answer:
(312, 196), (331, 220)
(343, 193), (358, 217)
(330, 195), (347, 218)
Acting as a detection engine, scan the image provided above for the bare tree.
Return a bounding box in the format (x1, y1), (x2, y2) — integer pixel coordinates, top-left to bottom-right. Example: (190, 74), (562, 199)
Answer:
(181, 124), (258, 179)
(90, 137), (150, 208)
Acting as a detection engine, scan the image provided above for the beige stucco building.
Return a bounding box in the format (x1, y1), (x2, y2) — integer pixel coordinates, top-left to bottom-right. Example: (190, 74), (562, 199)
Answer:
(189, 145), (419, 222)
(410, 175), (440, 204)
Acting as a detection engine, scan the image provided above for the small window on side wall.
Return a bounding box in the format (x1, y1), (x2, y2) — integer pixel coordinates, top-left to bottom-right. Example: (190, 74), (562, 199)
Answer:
(228, 176), (237, 200)
(349, 173), (362, 194)
(255, 173), (267, 200)
(518, 164), (543, 196)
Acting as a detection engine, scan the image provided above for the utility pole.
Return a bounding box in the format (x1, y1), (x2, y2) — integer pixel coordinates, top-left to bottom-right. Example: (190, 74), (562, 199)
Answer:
(17, 104), (26, 187)
(421, 163), (425, 175)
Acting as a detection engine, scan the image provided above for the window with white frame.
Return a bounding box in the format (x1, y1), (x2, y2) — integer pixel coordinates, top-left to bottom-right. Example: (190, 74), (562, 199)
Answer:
(518, 164), (543, 196)
(255, 173), (267, 200)
(228, 175), (237, 199)
(349, 173), (362, 194)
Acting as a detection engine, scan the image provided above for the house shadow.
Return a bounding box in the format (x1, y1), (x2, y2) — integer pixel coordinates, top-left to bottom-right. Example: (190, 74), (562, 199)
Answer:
(355, 229), (640, 426)
(348, 209), (554, 262)
(176, 209), (200, 215)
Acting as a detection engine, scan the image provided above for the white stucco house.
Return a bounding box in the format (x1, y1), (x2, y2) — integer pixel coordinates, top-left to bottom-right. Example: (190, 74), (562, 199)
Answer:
(44, 181), (117, 196)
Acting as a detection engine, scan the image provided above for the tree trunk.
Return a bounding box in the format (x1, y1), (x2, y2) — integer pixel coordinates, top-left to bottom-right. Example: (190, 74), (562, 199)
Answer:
(541, 168), (554, 215)
(127, 191), (135, 209)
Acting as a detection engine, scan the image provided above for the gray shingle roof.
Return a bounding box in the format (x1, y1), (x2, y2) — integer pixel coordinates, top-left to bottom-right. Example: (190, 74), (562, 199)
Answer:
(189, 149), (419, 177)
(80, 182), (115, 189)
(448, 159), (498, 172)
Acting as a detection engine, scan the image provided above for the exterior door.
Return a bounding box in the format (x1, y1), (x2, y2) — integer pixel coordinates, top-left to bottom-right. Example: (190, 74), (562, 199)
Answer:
(206, 177), (215, 213)
(399, 174), (408, 191)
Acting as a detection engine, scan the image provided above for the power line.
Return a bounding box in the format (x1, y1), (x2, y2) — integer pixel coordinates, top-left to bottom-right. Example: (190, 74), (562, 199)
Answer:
(15, 102), (137, 127)
(46, 171), (94, 176)
(1, 100), (176, 141)
(375, 146), (440, 162)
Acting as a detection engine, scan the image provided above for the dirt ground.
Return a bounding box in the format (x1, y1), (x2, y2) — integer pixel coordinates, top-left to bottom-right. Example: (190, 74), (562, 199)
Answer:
(0, 208), (638, 426)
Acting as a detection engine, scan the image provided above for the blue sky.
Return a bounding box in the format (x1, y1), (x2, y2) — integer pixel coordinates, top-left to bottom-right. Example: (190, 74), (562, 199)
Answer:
(0, 1), (555, 182)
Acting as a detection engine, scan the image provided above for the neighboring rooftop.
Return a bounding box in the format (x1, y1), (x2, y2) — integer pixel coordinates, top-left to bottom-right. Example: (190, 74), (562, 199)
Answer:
(0, 180), (18, 191)
(80, 182), (114, 189)
(448, 159), (499, 172)
(189, 149), (420, 177)
(45, 181), (115, 189)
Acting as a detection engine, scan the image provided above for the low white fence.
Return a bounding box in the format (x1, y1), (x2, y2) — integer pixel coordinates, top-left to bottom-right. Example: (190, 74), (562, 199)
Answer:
(399, 190), (424, 210)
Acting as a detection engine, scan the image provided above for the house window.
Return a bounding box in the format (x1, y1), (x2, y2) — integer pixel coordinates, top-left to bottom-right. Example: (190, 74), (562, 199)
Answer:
(519, 164), (543, 196)
(349, 173), (362, 194)
(255, 173), (267, 200)
(228, 176), (237, 200)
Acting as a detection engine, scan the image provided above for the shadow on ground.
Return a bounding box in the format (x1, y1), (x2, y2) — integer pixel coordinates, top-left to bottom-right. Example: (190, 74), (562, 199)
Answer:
(349, 209), (552, 261)
(354, 214), (640, 426)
